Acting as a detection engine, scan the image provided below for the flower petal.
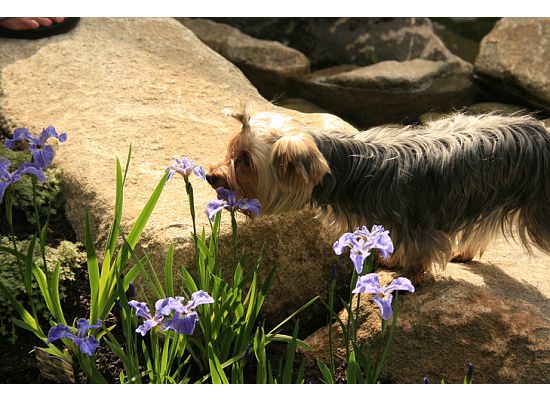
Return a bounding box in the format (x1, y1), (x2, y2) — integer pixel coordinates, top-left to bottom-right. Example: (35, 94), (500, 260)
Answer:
(5, 128), (36, 149)
(216, 187), (237, 206)
(352, 273), (381, 294)
(16, 163), (46, 184)
(350, 249), (369, 274)
(31, 146), (56, 170)
(76, 318), (91, 335)
(333, 232), (354, 255)
(128, 300), (152, 319)
(0, 182), (9, 202)
(373, 293), (394, 321)
(155, 297), (185, 316)
(78, 336), (100, 356)
(162, 312), (199, 335)
(187, 290), (214, 309)
(47, 324), (71, 343)
(237, 198), (261, 216)
(383, 277), (415, 295)
(206, 199), (228, 221)
(136, 318), (160, 336)
(193, 165), (206, 181)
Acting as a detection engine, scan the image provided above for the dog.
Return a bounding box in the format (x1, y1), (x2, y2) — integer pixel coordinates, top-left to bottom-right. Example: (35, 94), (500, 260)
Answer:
(206, 106), (550, 283)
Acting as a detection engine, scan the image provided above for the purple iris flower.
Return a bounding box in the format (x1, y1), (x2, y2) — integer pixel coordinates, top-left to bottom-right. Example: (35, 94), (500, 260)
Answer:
(352, 273), (415, 320)
(166, 156), (206, 182)
(128, 300), (163, 336)
(206, 187), (261, 221)
(47, 318), (102, 356)
(333, 225), (394, 274)
(129, 290), (214, 336)
(1, 157), (46, 202)
(5, 126), (67, 169)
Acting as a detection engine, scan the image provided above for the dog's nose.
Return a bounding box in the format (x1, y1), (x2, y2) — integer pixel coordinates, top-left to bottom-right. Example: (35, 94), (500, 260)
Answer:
(205, 174), (219, 186)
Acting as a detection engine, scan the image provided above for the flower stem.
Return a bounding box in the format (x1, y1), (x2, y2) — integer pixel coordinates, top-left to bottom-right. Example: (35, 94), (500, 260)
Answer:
(230, 210), (238, 273)
(184, 178), (200, 271)
(31, 175), (49, 281)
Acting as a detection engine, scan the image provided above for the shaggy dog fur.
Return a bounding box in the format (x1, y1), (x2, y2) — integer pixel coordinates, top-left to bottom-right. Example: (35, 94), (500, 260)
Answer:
(207, 107), (550, 282)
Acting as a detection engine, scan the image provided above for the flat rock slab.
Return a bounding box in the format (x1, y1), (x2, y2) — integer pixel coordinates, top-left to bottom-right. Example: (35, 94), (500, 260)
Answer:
(475, 18), (550, 111)
(305, 236), (550, 383)
(0, 18), (357, 328)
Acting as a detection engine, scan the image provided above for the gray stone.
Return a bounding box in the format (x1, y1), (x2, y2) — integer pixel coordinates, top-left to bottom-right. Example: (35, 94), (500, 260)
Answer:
(304, 236), (550, 383)
(210, 17), (465, 69)
(464, 102), (531, 116)
(195, 18), (479, 128)
(176, 18), (310, 99)
(295, 58), (477, 127)
(474, 18), (550, 111)
(0, 17), (356, 329)
(275, 97), (331, 114)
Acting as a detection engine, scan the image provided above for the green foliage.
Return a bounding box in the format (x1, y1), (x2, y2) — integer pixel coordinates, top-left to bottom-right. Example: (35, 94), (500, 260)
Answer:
(0, 146), (63, 224)
(0, 236), (85, 341)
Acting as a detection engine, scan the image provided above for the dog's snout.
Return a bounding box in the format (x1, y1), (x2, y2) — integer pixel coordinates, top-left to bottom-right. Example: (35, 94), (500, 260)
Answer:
(205, 174), (218, 186)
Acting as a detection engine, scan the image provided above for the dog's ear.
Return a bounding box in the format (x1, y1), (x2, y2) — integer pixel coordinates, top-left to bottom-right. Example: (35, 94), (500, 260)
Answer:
(271, 133), (330, 191)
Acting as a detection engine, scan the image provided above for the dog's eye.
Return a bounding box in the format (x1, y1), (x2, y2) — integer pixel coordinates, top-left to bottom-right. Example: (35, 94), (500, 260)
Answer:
(236, 153), (251, 168)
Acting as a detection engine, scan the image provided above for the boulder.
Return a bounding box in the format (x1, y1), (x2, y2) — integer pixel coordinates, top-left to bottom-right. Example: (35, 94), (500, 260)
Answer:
(475, 18), (550, 112)
(211, 17), (465, 69)
(295, 58), (477, 127)
(175, 18), (310, 100)
(0, 18), (357, 330)
(205, 18), (480, 127)
(304, 236), (550, 383)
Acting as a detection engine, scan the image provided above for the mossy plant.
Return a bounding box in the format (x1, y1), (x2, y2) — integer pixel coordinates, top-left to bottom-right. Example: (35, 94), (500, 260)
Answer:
(0, 236), (85, 342)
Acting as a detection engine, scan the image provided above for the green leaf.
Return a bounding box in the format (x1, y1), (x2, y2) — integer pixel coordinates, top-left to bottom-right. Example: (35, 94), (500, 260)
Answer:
(207, 343), (229, 384)
(23, 236), (36, 296)
(164, 243), (175, 298)
(0, 280), (44, 339)
(347, 350), (358, 384)
(85, 211), (100, 324)
(117, 170), (169, 266)
(31, 263), (55, 316)
(317, 360), (335, 384)
(49, 261), (66, 325)
(282, 322), (299, 383)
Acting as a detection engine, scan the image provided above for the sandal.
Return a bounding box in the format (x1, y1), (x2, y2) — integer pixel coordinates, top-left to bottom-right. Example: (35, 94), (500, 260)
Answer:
(0, 17), (80, 39)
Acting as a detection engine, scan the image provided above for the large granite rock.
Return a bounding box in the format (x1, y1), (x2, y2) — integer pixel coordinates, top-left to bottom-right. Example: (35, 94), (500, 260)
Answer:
(175, 18), (310, 99)
(212, 17), (464, 69)
(304, 236), (550, 383)
(295, 58), (476, 127)
(475, 18), (550, 111)
(0, 18), (356, 330)
(206, 18), (479, 127)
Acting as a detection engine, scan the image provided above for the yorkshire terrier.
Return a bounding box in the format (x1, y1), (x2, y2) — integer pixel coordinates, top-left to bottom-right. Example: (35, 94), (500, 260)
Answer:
(206, 106), (550, 282)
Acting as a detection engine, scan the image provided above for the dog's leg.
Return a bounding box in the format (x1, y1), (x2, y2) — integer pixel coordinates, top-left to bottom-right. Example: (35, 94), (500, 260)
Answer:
(451, 225), (496, 263)
(380, 229), (452, 285)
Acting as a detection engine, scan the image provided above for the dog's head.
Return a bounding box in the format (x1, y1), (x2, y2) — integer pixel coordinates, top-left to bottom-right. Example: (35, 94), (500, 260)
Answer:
(206, 106), (330, 214)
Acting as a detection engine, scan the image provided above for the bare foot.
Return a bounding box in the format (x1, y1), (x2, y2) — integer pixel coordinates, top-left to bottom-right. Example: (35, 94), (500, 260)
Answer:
(0, 17), (65, 31)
